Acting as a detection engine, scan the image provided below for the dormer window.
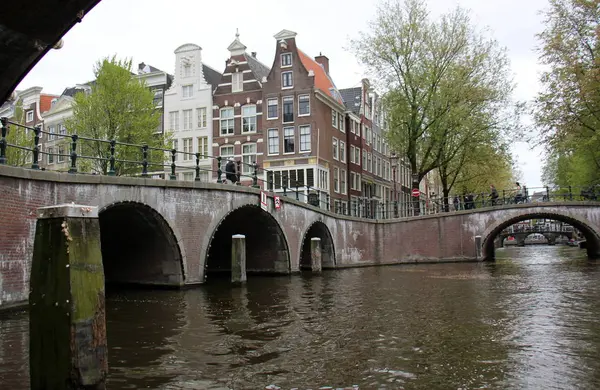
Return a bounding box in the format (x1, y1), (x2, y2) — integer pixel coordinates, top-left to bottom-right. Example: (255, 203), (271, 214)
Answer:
(232, 72), (243, 93)
(282, 71), (293, 89)
(281, 53), (292, 68)
(26, 111), (34, 122)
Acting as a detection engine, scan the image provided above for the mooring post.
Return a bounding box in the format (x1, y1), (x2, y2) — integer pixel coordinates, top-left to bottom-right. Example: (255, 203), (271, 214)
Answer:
(475, 235), (482, 260)
(30, 204), (107, 390)
(231, 234), (247, 284)
(310, 237), (322, 273)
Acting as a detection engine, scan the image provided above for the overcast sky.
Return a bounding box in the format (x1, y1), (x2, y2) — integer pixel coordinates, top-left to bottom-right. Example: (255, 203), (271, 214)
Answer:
(18, 0), (549, 188)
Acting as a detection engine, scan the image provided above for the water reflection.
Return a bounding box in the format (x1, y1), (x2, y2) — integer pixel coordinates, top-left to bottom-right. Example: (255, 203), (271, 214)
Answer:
(2, 246), (600, 389)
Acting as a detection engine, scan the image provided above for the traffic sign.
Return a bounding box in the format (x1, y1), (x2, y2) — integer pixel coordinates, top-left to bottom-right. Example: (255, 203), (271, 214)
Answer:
(411, 188), (420, 197)
(274, 196), (281, 210)
(260, 191), (268, 211)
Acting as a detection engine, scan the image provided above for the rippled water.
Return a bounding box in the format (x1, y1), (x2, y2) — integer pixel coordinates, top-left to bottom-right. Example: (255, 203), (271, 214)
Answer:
(2, 245), (600, 389)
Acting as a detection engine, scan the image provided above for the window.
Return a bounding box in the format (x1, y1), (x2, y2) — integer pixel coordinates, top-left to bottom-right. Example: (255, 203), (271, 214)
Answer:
(332, 138), (339, 160)
(350, 145), (355, 164)
(153, 89), (163, 107)
(26, 111), (34, 122)
(47, 147), (54, 164)
(183, 109), (193, 131)
(173, 140), (179, 161)
(242, 105), (257, 133)
(354, 147), (360, 165)
(339, 114), (345, 132)
(232, 72), (243, 92)
(368, 153), (372, 173)
(197, 107), (207, 128)
(242, 144), (257, 175)
(57, 145), (66, 163)
(183, 172), (194, 181)
(283, 96), (294, 123)
(284, 126), (295, 153)
(220, 145), (234, 173)
(268, 129), (279, 155)
(183, 138), (193, 160)
(351, 121), (356, 134)
(220, 107), (234, 135)
(282, 71), (293, 88)
(319, 169), (328, 190)
(267, 99), (278, 119)
(299, 125), (311, 152)
(58, 124), (66, 135)
(281, 53), (292, 67)
(362, 149), (367, 168)
(331, 109), (338, 128)
(341, 169), (347, 194)
(48, 126), (55, 140)
(298, 95), (310, 116)
(183, 64), (191, 77)
(182, 85), (193, 98)
(339, 141), (346, 163)
(169, 111), (179, 131)
(197, 136), (208, 158)
(334, 167), (339, 193)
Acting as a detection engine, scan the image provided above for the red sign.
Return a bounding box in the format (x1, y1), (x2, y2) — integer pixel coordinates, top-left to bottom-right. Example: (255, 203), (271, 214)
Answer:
(412, 188), (420, 197)
(274, 196), (281, 210)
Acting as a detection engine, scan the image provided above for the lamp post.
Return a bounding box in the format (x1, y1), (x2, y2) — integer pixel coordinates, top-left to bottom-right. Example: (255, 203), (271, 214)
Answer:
(412, 172), (420, 216)
(390, 152), (398, 218)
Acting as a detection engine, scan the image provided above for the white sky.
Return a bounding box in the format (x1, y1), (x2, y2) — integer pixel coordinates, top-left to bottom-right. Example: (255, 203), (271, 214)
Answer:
(18, 0), (549, 189)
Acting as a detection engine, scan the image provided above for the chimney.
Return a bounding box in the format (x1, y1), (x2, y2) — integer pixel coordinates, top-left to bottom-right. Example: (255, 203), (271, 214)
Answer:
(251, 52), (257, 58)
(314, 53), (329, 74)
(138, 62), (145, 74)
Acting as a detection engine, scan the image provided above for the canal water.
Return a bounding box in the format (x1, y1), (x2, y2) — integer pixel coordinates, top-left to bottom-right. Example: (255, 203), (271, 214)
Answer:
(2, 245), (600, 389)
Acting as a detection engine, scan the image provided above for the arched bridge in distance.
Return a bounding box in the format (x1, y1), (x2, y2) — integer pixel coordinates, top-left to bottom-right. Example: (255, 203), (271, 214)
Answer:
(2, 164), (600, 307)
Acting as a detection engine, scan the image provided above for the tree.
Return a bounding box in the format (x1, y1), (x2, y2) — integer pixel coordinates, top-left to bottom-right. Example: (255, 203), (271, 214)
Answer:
(67, 56), (166, 175)
(535, 0), (600, 188)
(5, 100), (31, 167)
(352, 0), (517, 214)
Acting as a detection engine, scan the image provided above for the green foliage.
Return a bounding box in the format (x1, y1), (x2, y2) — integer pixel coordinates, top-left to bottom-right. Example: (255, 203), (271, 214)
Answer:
(352, 0), (519, 203)
(66, 56), (167, 175)
(536, 0), (600, 188)
(5, 100), (32, 166)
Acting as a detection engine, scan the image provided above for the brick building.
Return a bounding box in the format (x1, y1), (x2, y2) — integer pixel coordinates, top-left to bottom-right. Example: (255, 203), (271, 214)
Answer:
(212, 31), (270, 184)
(261, 29), (348, 210)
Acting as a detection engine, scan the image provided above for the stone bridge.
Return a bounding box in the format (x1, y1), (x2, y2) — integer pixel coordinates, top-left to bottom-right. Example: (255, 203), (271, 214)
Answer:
(496, 230), (574, 247)
(2, 164), (600, 309)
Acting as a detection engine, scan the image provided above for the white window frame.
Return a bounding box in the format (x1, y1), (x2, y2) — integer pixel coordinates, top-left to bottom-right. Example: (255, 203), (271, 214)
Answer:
(333, 167), (339, 193)
(183, 137), (193, 160)
(182, 109), (193, 131)
(331, 109), (338, 128)
(332, 138), (339, 161)
(282, 96), (294, 124)
(339, 113), (345, 132)
(169, 111), (179, 131)
(267, 98), (278, 120)
(268, 128), (279, 155)
(57, 144), (66, 163)
(281, 52), (292, 68)
(58, 124), (67, 135)
(197, 107), (207, 128)
(47, 146), (54, 164)
(354, 147), (360, 166)
(341, 169), (347, 195)
(197, 136), (209, 159)
(299, 125), (311, 152)
(232, 72), (243, 93)
(220, 145), (234, 173)
(26, 111), (34, 122)
(283, 126), (295, 154)
(282, 71), (293, 89)
(242, 105), (257, 133)
(362, 149), (367, 168)
(48, 126), (55, 140)
(340, 140), (346, 163)
(220, 107), (234, 135)
(242, 143), (257, 175)
(298, 94), (310, 116)
(182, 85), (193, 98)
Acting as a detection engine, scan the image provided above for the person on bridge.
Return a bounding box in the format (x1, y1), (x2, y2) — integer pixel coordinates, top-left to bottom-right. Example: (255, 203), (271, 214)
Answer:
(489, 185), (499, 206)
(514, 182), (524, 204)
(225, 158), (238, 185)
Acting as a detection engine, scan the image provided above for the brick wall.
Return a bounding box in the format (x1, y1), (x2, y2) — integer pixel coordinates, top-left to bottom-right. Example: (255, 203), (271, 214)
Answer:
(2, 164), (600, 309)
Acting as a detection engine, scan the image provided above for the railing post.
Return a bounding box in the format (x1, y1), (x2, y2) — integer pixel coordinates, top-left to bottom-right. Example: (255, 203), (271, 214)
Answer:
(282, 171), (288, 196)
(216, 156), (222, 183)
(31, 126), (41, 170)
(568, 186), (573, 201)
(140, 144), (148, 177)
(170, 149), (177, 180)
(195, 153), (201, 181)
(268, 172), (274, 191)
(0, 117), (7, 164)
(545, 186), (550, 202)
(107, 140), (116, 176)
(252, 162), (259, 188)
(295, 180), (300, 200)
(236, 160), (241, 184)
(68, 134), (78, 174)
(326, 193), (330, 211)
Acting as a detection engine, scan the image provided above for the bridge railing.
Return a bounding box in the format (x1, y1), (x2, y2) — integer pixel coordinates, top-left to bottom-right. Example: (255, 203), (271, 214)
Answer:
(2, 118), (599, 220)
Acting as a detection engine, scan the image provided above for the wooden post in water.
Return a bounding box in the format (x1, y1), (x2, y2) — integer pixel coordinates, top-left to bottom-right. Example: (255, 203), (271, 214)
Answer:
(474, 235), (482, 260)
(310, 237), (322, 273)
(231, 234), (247, 284)
(29, 204), (107, 390)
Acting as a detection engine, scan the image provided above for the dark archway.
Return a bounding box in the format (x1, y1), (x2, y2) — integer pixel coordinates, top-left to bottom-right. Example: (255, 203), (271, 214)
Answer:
(99, 202), (184, 286)
(205, 205), (290, 278)
(299, 221), (335, 270)
(483, 212), (600, 261)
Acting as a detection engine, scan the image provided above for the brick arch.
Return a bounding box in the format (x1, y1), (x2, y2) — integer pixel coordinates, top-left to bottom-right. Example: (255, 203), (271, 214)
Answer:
(299, 220), (336, 270)
(481, 211), (600, 260)
(98, 201), (186, 286)
(203, 204), (291, 279)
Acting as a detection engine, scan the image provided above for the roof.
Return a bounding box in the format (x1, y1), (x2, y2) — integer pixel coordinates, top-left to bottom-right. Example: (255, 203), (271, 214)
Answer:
(39, 94), (59, 113)
(202, 64), (222, 91)
(297, 49), (344, 106)
(246, 54), (270, 83)
(0, 0), (102, 105)
(339, 87), (362, 114)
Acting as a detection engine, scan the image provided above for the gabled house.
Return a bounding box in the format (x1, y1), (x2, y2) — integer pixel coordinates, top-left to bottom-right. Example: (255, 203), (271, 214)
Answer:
(212, 31), (270, 183)
(261, 29), (348, 210)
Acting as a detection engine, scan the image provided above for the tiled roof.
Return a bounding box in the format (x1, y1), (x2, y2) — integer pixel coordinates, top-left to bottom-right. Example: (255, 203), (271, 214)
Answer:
(202, 64), (222, 91)
(339, 87), (362, 114)
(39, 94), (59, 114)
(297, 49), (344, 106)
(246, 54), (270, 83)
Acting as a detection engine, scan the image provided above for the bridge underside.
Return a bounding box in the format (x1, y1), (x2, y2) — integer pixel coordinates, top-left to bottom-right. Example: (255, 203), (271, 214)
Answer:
(99, 202), (183, 287)
(300, 221), (335, 269)
(205, 205), (290, 278)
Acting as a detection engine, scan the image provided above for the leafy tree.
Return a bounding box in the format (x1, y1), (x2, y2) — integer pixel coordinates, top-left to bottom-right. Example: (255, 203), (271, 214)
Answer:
(352, 0), (517, 214)
(66, 56), (167, 175)
(5, 100), (31, 167)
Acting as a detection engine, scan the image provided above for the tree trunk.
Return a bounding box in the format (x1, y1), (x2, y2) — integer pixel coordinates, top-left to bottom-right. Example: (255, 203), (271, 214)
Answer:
(412, 175), (420, 216)
(443, 187), (450, 212)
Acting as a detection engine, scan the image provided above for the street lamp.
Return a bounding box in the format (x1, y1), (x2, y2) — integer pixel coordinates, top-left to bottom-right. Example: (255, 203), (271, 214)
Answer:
(390, 152), (399, 218)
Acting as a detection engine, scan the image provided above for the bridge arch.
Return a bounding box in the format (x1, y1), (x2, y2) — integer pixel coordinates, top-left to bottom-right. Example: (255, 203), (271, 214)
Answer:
(204, 204), (290, 279)
(299, 220), (336, 270)
(99, 201), (185, 286)
(482, 211), (600, 260)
